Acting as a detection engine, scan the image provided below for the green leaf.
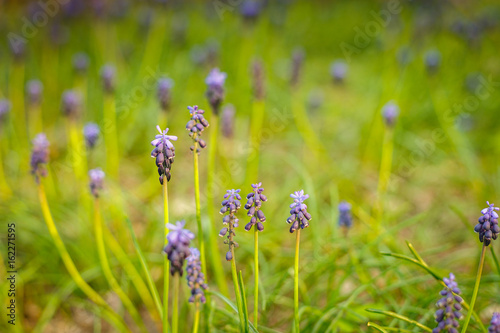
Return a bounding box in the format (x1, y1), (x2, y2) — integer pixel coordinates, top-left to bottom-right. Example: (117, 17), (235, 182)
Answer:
(365, 308), (432, 332)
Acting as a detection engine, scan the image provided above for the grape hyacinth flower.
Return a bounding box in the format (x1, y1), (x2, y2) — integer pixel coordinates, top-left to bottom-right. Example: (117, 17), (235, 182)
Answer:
(330, 60), (348, 83)
(489, 313), (500, 333)
(0, 99), (11, 124)
(287, 190), (312, 233)
(219, 189), (242, 261)
(186, 105), (209, 152)
(89, 168), (105, 198)
(30, 133), (49, 182)
(205, 68), (227, 113)
(240, 0), (261, 21)
(252, 59), (265, 100)
(163, 220), (194, 276)
(100, 64), (116, 94)
(83, 122), (100, 149)
(157, 77), (174, 111)
(244, 182), (267, 231)
(150, 125), (177, 185)
(26, 79), (43, 105)
(290, 48), (305, 87)
(61, 90), (82, 119)
(221, 104), (235, 139)
(73, 52), (89, 74)
(474, 201), (500, 246)
(432, 273), (463, 333)
(186, 248), (208, 303)
(381, 101), (399, 127)
(338, 201), (353, 229)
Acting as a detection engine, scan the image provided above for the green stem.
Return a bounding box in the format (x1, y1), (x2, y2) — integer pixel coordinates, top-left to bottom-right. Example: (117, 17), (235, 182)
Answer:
(230, 248), (245, 332)
(103, 95), (119, 179)
(163, 181), (170, 333)
(193, 140), (207, 280)
(68, 119), (87, 182)
(192, 302), (200, 333)
(294, 229), (301, 333)
(94, 199), (147, 332)
(245, 100), (265, 185)
(172, 273), (180, 333)
(37, 183), (129, 332)
(207, 113), (229, 296)
(254, 228), (259, 328)
(374, 127), (394, 230)
(461, 244), (487, 333)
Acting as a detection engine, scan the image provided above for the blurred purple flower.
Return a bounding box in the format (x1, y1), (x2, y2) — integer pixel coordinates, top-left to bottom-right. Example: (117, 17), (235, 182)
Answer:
(83, 122), (100, 149)
(61, 90), (82, 119)
(157, 77), (174, 111)
(0, 99), (11, 124)
(338, 201), (353, 229)
(205, 68), (227, 113)
(381, 101), (399, 127)
(164, 220), (194, 276)
(186, 248), (208, 304)
(30, 133), (49, 182)
(89, 168), (105, 198)
(26, 80), (43, 106)
(489, 313), (500, 332)
(240, 0), (261, 20)
(425, 49), (441, 73)
(100, 64), (116, 94)
(290, 48), (305, 87)
(433, 273), (463, 333)
(330, 60), (348, 83)
(252, 59), (265, 100)
(73, 53), (89, 74)
(221, 104), (235, 139)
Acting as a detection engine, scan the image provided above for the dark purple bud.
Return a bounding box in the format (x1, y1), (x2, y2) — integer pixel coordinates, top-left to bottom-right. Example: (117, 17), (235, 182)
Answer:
(256, 222), (264, 231)
(219, 228), (228, 237)
(257, 210), (266, 222)
(226, 251), (233, 261)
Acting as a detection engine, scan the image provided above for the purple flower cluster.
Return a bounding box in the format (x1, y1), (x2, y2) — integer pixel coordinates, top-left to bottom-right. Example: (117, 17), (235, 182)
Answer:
(26, 79), (43, 105)
(61, 90), (82, 119)
(83, 122), (100, 149)
(30, 133), (49, 182)
(186, 105), (209, 152)
(157, 77), (174, 111)
(381, 101), (399, 127)
(205, 68), (227, 113)
(330, 60), (348, 83)
(89, 168), (105, 198)
(186, 248), (208, 304)
(338, 201), (353, 228)
(100, 64), (116, 94)
(151, 125), (177, 185)
(433, 273), (463, 333)
(474, 201), (500, 246)
(164, 221), (194, 276)
(287, 190), (312, 233)
(489, 313), (500, 333)
(244, 182), (267, 231)
(219, 189), (242, 261)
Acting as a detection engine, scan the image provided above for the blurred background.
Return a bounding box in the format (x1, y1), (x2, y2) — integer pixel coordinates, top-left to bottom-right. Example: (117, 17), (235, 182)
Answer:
(1, 0), (500, 332)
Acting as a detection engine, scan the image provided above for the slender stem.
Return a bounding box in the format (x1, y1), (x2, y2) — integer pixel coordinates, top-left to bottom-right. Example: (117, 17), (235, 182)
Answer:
(163, 181), (170, 333)
(0, 143), (12, 197)
(103, 94), (119, 179)
(94, 199), (147, 332)
(68, 119), (87, 182)
(192, 302), (200, 333)
(37, 183), (129, 332)
(374, 128), (394, 228)
(294, 229), (301, 333)
(254, 227), (259, 328)
(172, 273), (180, 333)
(230, 247), (245, 332)
(245, 100), (265, 185)
(461, 244), (487, 333)
(206, 113), (228, 296)
(193, 140), (207, 279)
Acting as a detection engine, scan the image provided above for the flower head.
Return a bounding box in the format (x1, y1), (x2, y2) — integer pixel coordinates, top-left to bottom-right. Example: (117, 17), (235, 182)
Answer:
(186, 105), (209, 152)
(330, 60), (348, 83)
(489, 313), (500, 333)
(73, 53), (89, 74)
(244, 182), (267, 232)
(157, 77), (174, 111)
(240, 0), (261, 20)
(474, 201), (500, 246)
(221, 104), (235, 139)
(164, 220), (194, 276)
(381, 101), (399, 127)
(89, 168), (105, 198)
(61, 90), (82, 119)
(290, 48), (305, 87)
(205, 68), (227, 113)
(83, 122), (100, 149)
(26, 79), (43, 105)
(287, 190), (312, 233)
(0, 99), (11, 124)
(151, 125), (177, 185)
(186, 248), (208, 304)
(338, 201), (353, 229)
(30, 133), (49, 182)
(433, 273), (463, 333)
(100, 64), (116, 94)
(219, 189), (241, 261)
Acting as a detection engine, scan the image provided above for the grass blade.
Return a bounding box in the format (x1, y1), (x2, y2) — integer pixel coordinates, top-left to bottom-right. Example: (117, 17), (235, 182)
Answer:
(365, 308), (432, 332)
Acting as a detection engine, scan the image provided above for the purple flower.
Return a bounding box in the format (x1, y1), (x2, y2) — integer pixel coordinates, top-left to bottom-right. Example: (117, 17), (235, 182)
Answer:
(205, 68), (227, 113)
(30, 133), (49, 182)
(186, 248), (208, 304)
(151, 125), (178, 185)
(9, 39), (26, 61)
(164, 220), (194, 276)
(425, 49), (441, 73)
(219, 189), (241, 261)
(240, 0), (261, 20)
(100, 64), (116, 94)
(381, 101), (399, 127)
(61, 90), (82, 119)
(73, 53), (89, 74)
(290, 48), (305, 87)
(221, 104), (235, 139)
(89, 168), (105, 198)
(330, 60), (348, 83)
(252, 59), (265, 100)
(433, 273), (463, 333)
(489, 313), (500, 333)
(186, 105), (209, 152)
(474, 201), (500, 246)
(157, 77), (174, 111)
(83, 123), (100, 149)
(338, 201), (353, 228)
(26, 80), (43, 105)
(287, 190), (312, 233)
(0, 99), (11, 124)
(244, 182), (267, 232)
